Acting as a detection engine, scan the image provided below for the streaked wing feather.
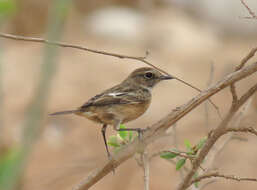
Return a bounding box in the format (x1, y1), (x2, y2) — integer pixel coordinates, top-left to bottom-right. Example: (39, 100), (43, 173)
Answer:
(80, 90), (140, 110)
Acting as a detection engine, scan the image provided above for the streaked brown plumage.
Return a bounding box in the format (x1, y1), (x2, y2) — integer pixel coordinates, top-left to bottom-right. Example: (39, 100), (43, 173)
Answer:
(50, 67), (173, 158)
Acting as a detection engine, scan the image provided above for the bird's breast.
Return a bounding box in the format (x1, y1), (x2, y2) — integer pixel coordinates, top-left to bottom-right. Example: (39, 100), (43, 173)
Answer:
(120, 100), (151, 123)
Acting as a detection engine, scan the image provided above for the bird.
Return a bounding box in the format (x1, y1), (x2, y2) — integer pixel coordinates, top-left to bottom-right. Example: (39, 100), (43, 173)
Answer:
(50, 67), (173, 159)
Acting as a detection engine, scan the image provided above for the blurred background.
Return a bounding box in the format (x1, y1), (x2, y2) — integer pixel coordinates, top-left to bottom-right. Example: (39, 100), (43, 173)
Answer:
(0, 0), (256, 190)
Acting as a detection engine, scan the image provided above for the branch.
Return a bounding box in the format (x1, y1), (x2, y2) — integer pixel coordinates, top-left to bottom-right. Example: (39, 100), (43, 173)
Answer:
(72, 60), (257, 190)
(240, 0), (257, 19)
(220, 127), (257, 136)
(191, 171), (257, 185)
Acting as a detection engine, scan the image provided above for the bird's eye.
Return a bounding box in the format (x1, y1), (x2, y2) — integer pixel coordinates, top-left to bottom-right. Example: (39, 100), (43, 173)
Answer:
(144, 72), (154, 79)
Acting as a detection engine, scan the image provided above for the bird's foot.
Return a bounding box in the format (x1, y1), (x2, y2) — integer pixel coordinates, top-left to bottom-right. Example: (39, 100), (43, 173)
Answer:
(136, 127), (148, 140)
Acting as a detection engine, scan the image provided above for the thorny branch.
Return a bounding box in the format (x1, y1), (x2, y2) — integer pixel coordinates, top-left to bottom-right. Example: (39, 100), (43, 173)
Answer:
(0, 32), (220, 117)
(191, 171), (257, 185)
(219, 127), (257, 136)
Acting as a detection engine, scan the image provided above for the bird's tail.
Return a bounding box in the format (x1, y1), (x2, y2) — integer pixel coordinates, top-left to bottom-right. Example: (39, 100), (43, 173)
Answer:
(49, 110), (78, 116)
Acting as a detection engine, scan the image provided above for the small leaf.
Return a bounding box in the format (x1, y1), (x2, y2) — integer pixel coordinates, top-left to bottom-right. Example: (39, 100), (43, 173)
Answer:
(118, 124), (128, 140)
(196, 137), (207, 150)
(176, 158), (186, 170)
(160, 151), (178, 159)
(184, 139), (192, 151)
(107, 136), (120, 147)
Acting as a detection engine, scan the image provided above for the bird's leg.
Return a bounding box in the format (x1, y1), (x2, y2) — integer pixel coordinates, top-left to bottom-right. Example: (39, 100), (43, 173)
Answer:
(101, 124), (111, 160)
(101, 124), (116, 174)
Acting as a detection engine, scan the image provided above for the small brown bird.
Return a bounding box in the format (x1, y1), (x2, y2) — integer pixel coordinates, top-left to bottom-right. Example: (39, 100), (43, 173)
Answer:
(50, 67), (173, 158)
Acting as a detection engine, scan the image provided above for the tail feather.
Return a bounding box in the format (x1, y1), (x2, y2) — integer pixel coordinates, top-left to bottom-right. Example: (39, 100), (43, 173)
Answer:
(49, 110), (78, 116)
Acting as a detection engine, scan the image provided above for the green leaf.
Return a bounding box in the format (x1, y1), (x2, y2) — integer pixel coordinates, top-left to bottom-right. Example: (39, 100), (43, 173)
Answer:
(196, 137), (207, 150)
(118, 124), (128, 140)
(160, 151), (178, 159)
(107, 135), (120, 147)
(176, 158), (186, 170)
(184, 139), (192, 151)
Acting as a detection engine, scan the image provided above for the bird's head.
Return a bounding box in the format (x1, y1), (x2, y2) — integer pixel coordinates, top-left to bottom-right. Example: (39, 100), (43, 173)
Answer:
(123, 67), (173, 89)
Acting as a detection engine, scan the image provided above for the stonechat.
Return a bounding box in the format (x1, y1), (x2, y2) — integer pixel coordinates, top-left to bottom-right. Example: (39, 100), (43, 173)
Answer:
(50, 67), (173, 158)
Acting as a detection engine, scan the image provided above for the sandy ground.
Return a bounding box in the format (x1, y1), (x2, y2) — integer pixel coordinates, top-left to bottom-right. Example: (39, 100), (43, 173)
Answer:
(1, 7), (257, 190)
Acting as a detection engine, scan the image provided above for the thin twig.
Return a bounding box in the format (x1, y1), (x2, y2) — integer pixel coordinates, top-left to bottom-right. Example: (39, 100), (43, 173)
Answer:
(237, 47), (257, 70)
(204, 63), (214, 130)
(0, 32), (221, 118)
(141, 151), (150, 190)
(172, 76), (221, 119)
(240, 0), (257, 19)
(191, 171), (257, 185)
(220, 127), (257, 136)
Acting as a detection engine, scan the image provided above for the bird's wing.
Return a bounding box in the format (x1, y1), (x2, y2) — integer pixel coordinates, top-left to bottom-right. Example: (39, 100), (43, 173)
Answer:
(79, 89), (141, 110)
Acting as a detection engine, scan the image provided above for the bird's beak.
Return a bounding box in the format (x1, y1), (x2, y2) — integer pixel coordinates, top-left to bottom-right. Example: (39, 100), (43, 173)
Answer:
(160, 75), (173, 80)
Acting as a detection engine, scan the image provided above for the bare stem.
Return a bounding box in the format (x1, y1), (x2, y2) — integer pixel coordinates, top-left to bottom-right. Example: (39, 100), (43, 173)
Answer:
(191, 171), (257, 184)
(141, 151), (150, 190)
